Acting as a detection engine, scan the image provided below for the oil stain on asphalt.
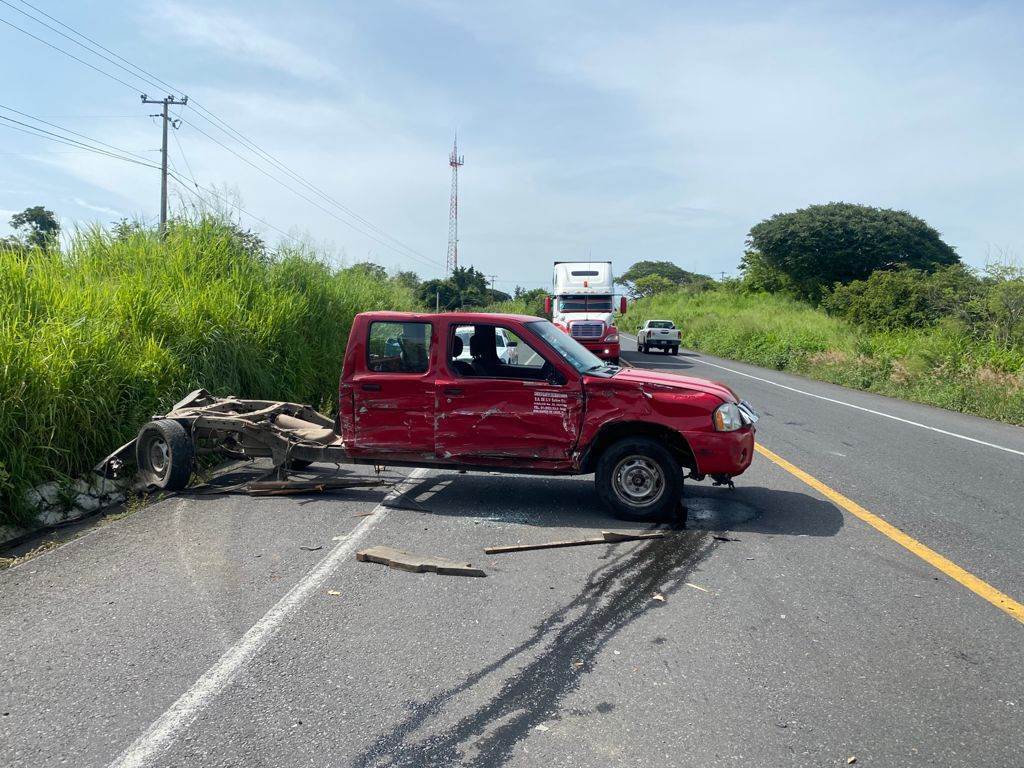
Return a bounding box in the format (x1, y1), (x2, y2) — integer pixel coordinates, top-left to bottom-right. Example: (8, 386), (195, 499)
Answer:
(351, 531), (717, 768)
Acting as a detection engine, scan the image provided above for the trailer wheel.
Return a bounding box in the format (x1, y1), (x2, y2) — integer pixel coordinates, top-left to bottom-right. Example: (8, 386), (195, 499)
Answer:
(136, 419), (194, 491)
(595, 437), (683, 522)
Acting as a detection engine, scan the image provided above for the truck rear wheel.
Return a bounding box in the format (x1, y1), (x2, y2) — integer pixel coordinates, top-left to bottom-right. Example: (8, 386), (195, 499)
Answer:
(595, 437), (684, 522)
(136, 419), (194, 491)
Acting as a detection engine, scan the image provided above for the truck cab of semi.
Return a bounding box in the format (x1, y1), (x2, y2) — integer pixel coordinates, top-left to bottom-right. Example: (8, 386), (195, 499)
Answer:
(546, 261), (626, 364)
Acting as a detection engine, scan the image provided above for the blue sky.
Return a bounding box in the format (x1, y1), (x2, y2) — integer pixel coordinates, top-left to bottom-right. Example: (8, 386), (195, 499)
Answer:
(1, 1), (1021, 289)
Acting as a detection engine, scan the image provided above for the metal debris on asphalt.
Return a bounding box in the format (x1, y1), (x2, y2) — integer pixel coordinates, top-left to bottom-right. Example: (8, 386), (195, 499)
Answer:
(484, 530), (666, 554)
(652, 593), (666, 602)
(299, 545), (323, 551)
(326, 590), (342, 596)
(247, 478), (385, 496)
(356, 545), (486, 577)
(685, 583), (709, 592)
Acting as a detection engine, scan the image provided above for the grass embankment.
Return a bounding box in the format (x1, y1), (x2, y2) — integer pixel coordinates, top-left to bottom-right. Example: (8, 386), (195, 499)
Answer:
(0, 218), (415, 527)
(621, 289), (1024, 425)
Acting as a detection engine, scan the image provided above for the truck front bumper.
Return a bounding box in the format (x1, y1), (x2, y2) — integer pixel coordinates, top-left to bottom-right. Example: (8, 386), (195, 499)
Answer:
(686, 427), (755, 477)
(580, 340), (621, 360)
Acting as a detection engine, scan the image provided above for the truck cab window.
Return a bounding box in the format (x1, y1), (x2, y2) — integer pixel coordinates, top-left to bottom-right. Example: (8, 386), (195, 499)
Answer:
(367, 321), (432, 373)
(557, 295), (613, 312)
(450, 324), (550, 380)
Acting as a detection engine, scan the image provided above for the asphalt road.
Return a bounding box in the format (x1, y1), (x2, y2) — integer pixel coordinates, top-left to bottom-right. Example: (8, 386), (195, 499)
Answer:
(2, 337), (1022, 767)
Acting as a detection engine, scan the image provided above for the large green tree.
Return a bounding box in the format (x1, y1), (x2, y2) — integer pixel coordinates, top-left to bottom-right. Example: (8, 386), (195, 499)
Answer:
(10, 206), (60, 251)
(419, 265), (492, 309)
(745, 202), (959, 301)
(619, 260), (712, 298)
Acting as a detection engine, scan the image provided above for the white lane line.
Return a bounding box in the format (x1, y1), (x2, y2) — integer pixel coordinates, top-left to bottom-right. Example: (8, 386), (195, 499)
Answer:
(108, 467), (431, 768)
(620, 334), (1024, 459)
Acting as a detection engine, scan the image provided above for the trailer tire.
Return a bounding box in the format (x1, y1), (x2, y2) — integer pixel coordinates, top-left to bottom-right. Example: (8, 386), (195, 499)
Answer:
(136, 419), (194, 491)
(595, 437), (683, 522)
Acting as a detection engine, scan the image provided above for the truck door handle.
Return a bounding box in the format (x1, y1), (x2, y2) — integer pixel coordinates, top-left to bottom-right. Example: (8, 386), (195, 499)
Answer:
(361, 383), (381, 392)
(443, 387), (463, 396)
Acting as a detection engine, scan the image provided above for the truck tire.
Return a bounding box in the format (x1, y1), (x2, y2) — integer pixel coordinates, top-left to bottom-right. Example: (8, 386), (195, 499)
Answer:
(640, 341), (648, 353)
(671, 345), (679, 356)
(136, 419), (194, 491)
(595, 437), (684, 522)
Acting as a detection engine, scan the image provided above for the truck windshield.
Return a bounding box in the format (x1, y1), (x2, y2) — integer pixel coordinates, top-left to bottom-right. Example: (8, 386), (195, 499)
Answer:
(557, 295), (613, 312)
(527, 320), (608, 373)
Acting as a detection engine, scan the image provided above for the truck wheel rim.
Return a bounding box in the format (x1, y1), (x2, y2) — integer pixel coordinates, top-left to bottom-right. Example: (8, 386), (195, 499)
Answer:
(147, 436), (169, 476)
(612, 456), (665, 507)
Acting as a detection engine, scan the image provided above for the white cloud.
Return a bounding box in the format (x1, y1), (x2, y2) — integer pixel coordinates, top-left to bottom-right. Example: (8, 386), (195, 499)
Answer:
(152, 2), (342, 81)
(72, 197), (122, 217)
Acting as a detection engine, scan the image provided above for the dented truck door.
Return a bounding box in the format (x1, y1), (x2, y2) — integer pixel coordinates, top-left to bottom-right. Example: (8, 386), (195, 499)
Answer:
(349, 318), (436, 458)
(434, 322), (583, 464)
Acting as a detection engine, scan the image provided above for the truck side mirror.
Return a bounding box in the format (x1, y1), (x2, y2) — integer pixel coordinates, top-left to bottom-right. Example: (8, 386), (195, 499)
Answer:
(619, 296), (627, 314)
(544, 296), (552, 315)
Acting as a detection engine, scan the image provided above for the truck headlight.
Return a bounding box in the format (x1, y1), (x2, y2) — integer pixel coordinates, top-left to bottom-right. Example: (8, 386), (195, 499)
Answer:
(604, 333), (619, 342)
(713, 403), (743, 431)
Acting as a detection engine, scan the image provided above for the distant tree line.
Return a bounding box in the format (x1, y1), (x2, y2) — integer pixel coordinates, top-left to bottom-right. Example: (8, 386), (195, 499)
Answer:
(732, 201), (1024, 347)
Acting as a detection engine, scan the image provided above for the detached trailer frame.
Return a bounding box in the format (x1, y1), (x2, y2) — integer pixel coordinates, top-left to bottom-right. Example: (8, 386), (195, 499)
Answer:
(96, 389), (354, 490)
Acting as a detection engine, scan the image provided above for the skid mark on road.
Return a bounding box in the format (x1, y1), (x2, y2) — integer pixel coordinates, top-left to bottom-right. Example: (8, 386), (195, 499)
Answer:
(755, 443), (1024, 624)
(107, 468), (431, 768)
(351, 532), (716, 768)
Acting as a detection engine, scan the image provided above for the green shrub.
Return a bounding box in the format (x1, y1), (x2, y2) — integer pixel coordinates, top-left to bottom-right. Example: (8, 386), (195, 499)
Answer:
(0, 216), (415, 527)
(822, 265), (981, 330)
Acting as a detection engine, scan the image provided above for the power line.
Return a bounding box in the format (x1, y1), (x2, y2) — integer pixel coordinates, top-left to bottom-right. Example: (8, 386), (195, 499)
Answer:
(0, 114), (159, 169)
(0, 16), (144, 93)
(176, 116), (442, 271)
(11, 0), (182, 95)
(4, 1), (441, 269)
(166, 169), (303, 246)
(182, 103), (442, 267)
(0, 102), (152, 163)
(3, 2), (449, 275)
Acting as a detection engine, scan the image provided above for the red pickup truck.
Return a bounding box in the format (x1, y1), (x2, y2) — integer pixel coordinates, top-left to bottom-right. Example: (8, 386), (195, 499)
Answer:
(336, 311), (756, 520)
(117, 311), (756, 523)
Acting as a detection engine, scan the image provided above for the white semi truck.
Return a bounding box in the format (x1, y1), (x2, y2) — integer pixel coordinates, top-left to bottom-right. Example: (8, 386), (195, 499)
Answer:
(544, 261), (626, 364)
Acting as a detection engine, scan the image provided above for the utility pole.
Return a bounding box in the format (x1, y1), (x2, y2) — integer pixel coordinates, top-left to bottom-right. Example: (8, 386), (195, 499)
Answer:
(142, 94), (188, 236)
(488, 274), (497, 291)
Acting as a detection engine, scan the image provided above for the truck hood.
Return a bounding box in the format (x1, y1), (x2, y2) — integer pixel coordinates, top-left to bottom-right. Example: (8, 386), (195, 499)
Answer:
(608, 367), (737, 403)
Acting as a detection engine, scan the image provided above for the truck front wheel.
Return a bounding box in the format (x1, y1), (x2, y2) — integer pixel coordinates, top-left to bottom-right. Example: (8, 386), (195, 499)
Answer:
(595, 438), (684, 522)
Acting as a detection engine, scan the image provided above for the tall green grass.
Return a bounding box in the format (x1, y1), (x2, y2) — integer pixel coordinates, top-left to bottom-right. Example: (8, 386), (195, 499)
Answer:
(622, 289), (1024, 425)
(0, 217), (415, 527)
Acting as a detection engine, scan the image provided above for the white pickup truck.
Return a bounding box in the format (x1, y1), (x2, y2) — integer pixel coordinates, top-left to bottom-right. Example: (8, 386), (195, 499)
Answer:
(637, 319), (681, 355)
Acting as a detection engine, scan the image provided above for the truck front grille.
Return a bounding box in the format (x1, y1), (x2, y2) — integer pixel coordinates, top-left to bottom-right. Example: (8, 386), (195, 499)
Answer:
(570, 321), (604, 339)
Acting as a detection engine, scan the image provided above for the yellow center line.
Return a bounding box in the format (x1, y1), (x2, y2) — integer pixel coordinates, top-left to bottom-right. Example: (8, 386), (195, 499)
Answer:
(754, 442), (1024, 625)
